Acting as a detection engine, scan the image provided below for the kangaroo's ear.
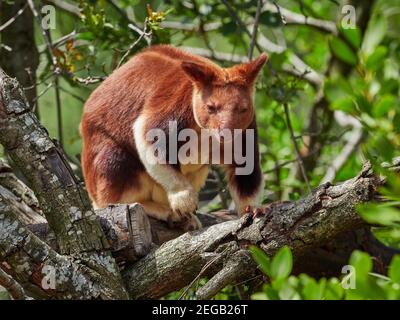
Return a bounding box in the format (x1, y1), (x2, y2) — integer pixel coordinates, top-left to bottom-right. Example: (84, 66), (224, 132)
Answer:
(238, 53), (268, 83)
(181, 61), (215, 87)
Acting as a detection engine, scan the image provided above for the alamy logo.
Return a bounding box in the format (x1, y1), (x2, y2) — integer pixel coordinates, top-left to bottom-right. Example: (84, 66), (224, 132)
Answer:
(144, 121), (256, 175)
(341, 265), (356, 289)
(41, 265), (56, 290)
(341, 5), (356, 29)
(41, 5), (56, 30)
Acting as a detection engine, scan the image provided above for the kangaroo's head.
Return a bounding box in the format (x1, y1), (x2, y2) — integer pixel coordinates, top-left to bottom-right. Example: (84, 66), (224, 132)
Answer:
(181, 53), (267, 133)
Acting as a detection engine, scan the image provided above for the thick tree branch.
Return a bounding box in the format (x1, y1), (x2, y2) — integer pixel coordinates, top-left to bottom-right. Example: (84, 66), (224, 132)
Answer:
(0, 148), (385, 300)
(0, 164), (233, 264)
(0, 184), (124, 299)
(123, 163), (381, 299)
(0, 67), (128, 299)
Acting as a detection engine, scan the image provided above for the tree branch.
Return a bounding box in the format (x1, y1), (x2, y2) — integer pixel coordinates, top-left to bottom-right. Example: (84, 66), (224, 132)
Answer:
(42, 0), (80, 17)
(263, 2), (338, 35)
(0, 67), (128, 299)
(0, 184), (123, 299)
(123, 163), (381, 299)
(284, 102), (312, 193)
(248, 0), (264, 60)
(321, 112), (364, 184)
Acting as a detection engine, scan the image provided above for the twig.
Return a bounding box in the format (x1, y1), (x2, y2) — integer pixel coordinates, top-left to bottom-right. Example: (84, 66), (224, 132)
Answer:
(182, 47), (248, 64)
(283, 103), (312, 193)
(179, 247), (229, 300)
(52, 30), (77, 48)
(248, 0), (264, 60)
(75, 75), (107, 85)
(321, 128), (363, 184)
(221, 0), (263, 54)
(117, 19), (150, 69)
(32, 81), (54, 105)
(106, 0), (140, 29)
(321, 112), (364, 184)
(27, 0), (58, 68)
(57, 85), (86, 103)
(54, 77), (63, 146)
(43, 0), (81, 17)
(0, 3), (28, 32)
(266, 2), (337, 34)
(221, 0), (323, 86)
(27, 0), (64, 147)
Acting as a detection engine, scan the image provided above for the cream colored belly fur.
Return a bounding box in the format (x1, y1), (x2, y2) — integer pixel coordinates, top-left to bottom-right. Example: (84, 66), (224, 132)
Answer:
(116, 163), (209, 221)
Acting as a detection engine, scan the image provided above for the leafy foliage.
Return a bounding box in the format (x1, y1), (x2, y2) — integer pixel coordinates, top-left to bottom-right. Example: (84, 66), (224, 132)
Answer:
(250, 246), (400, 300)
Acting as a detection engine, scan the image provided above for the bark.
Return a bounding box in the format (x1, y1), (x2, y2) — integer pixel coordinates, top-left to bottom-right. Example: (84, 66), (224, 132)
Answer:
(124, 163), (381, 299)
(0, 159), (387, 299)
(0, 184), (114, 299)
(0, 163), (233, 262)
(0, 158), (44, 225)
(0, 67), (128, 299)
(0, 155), (236, 298)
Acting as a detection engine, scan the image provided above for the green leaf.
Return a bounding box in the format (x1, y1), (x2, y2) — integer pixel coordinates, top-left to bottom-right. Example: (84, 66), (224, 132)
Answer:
(251, 292), (269, 300)
(299, 274), (321, 300)
(278, 280), (300, 300)
(348, 250), (388, 299)
(330, 96), (356, 113)
(220, 21), (237, 36)
(270, 246), (293, 280)
(355, 93), (372, 114)
(249, 245), (271, 276)
(76, 31), (96, 41)
(263, 285), (280, 300)
(349, 250), (372, 276)
(340, 26), (362, 49)
(259, 11), (282, 28)
(389, 255), (400, 283)
(366, 46), (388, 71)
(362, 14), (387, 55)
(371, 227), (400, 250)
(324, 78), (353, 103)
(358, 203), (400, 227)
(324, 278), (344, 300)
(329, 37), (358, 66)
(372, 94), (394, 118)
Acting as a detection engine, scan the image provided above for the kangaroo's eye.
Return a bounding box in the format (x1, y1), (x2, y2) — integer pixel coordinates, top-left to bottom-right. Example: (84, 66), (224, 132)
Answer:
(206, 103), (217, 114)
(239, 107), (248, 113)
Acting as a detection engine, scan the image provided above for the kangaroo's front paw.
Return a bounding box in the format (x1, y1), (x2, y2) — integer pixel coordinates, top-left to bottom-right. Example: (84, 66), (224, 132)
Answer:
(167, 188), (198, 216)
(167, 188), (200, 231)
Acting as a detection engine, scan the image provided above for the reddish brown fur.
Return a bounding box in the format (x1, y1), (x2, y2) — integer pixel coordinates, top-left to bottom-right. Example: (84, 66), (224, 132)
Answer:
(81, 45), (267, 216)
